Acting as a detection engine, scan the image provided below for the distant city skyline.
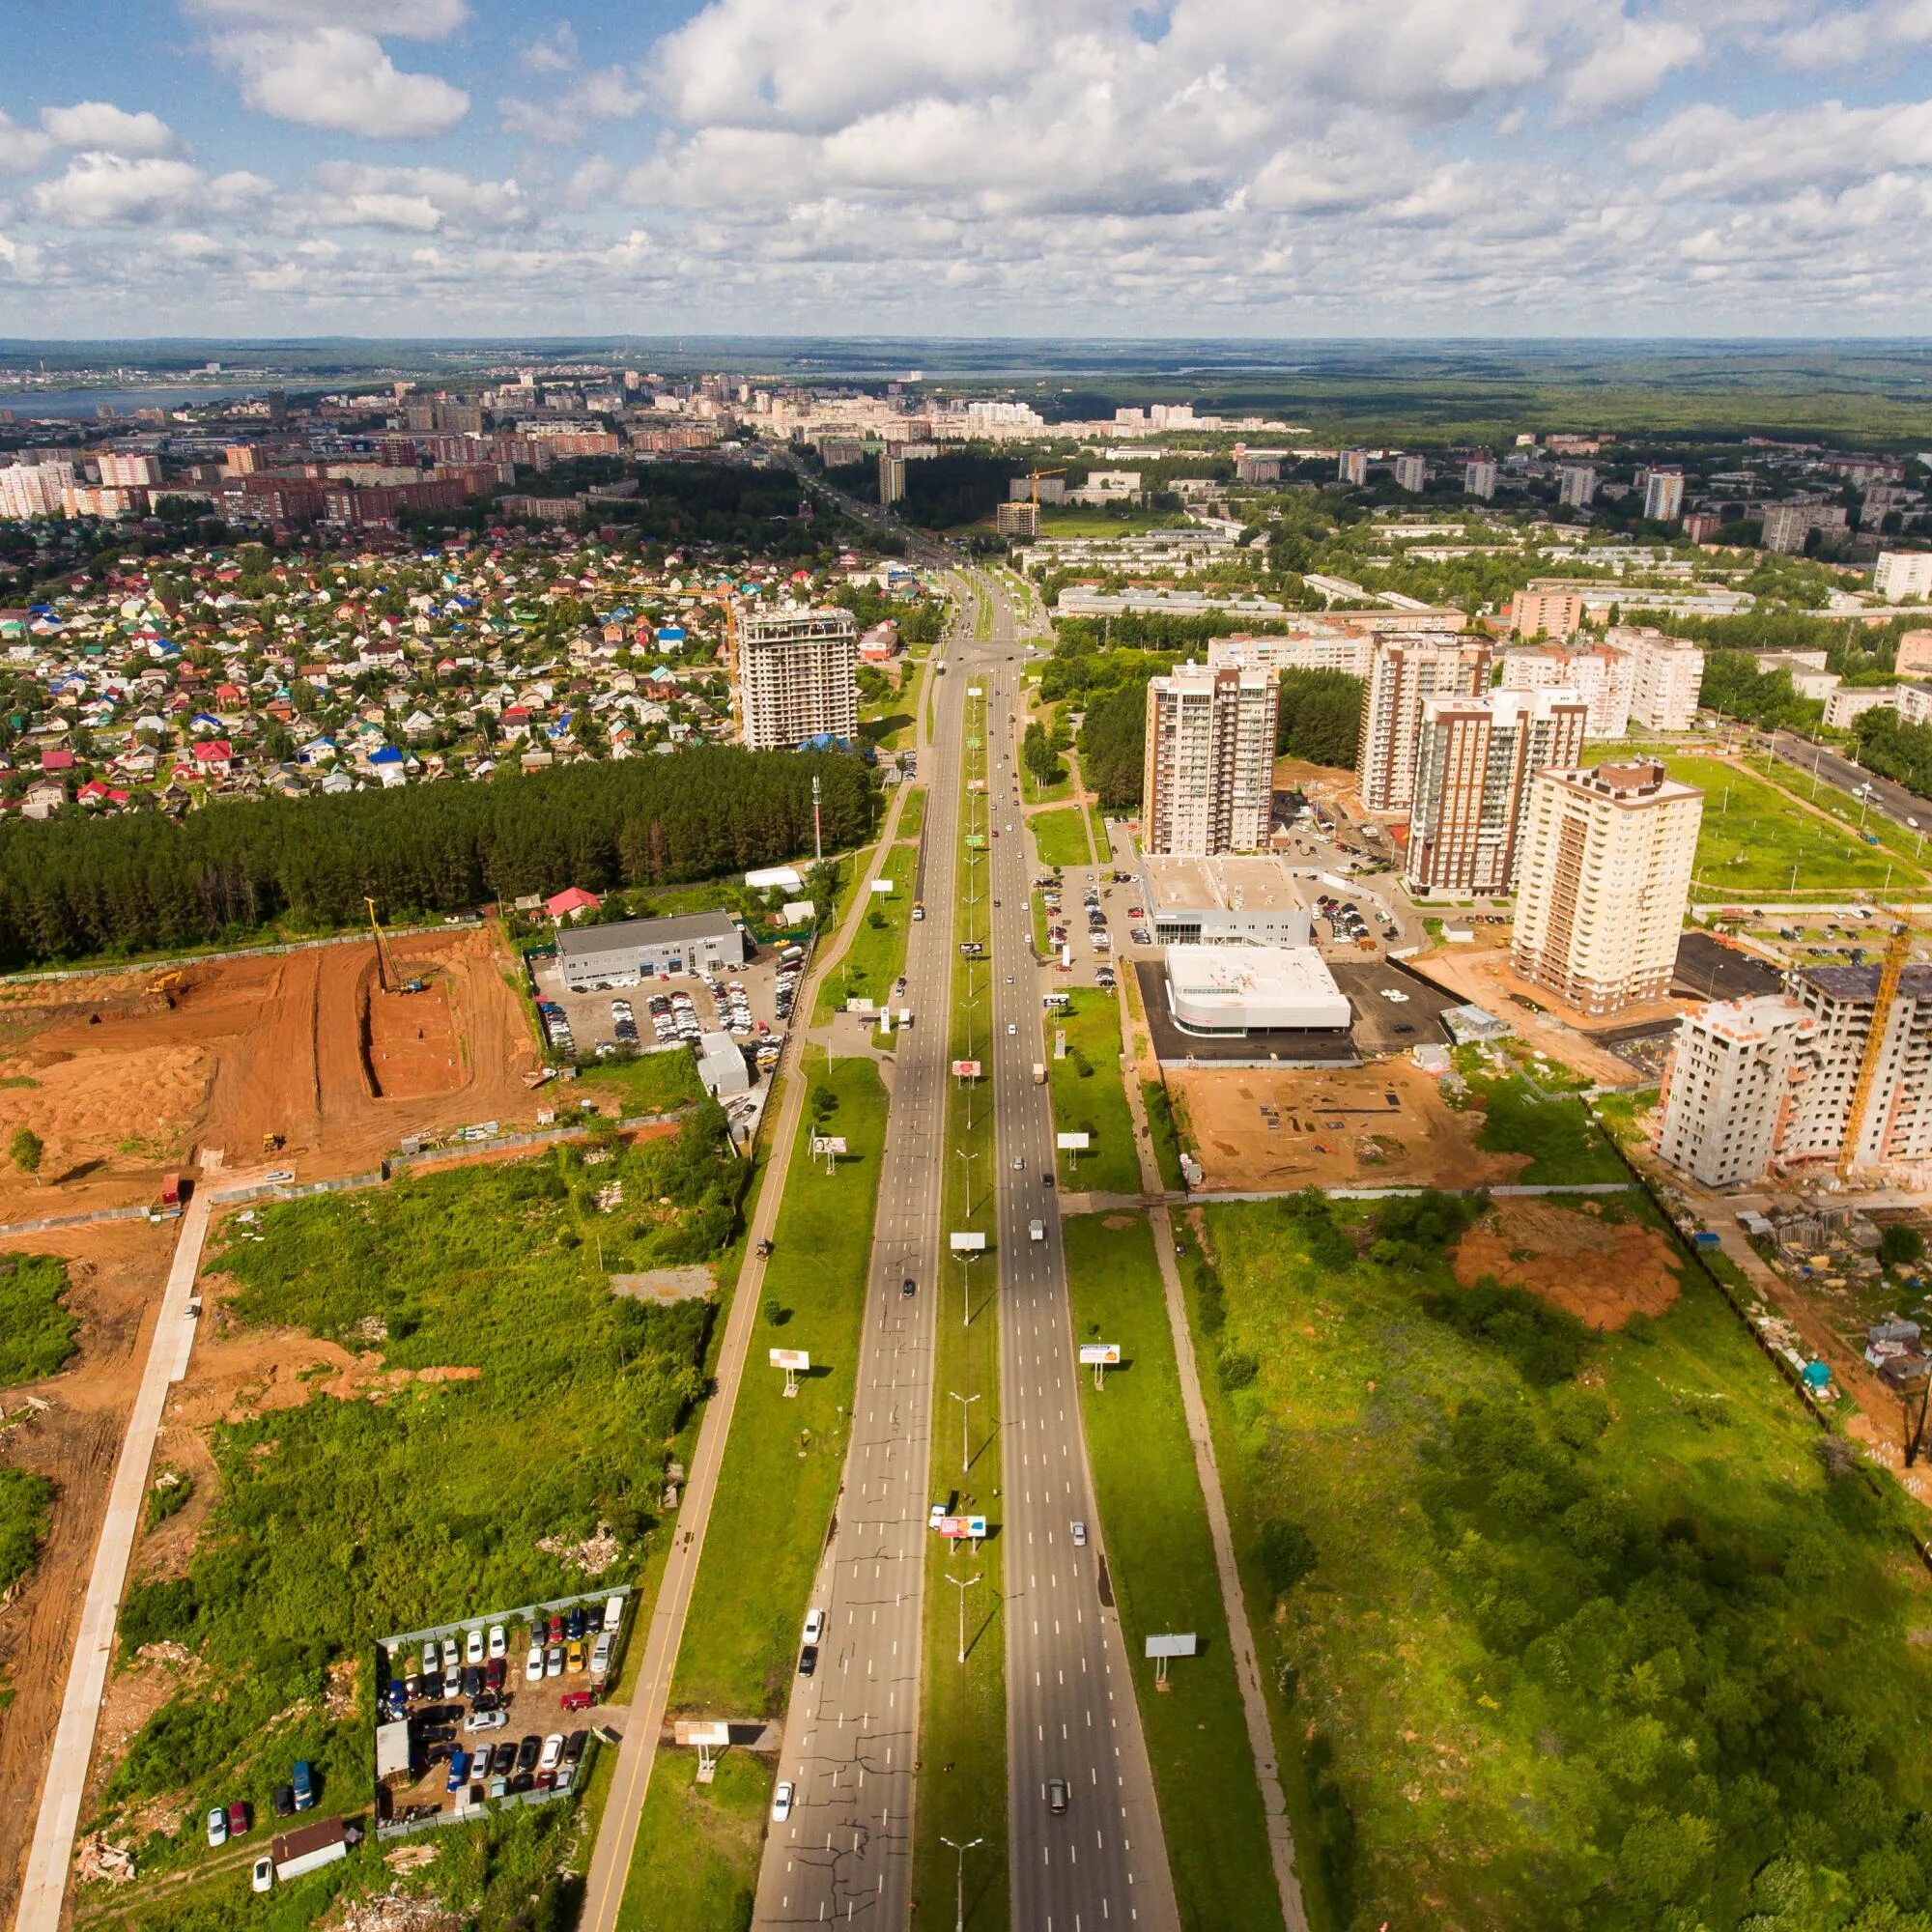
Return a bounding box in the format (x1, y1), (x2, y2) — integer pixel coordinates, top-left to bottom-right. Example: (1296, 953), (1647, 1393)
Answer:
(3, 0), (1932, 336)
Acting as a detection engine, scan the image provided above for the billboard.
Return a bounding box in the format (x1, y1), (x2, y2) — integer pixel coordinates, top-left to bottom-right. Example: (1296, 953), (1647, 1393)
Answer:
(674, 1720), (731, 1747)
(1056, 1131), (1092, 1151)
(950, 1231), (987, 1252)
(868, 877), (895, 895)
(810, 1136), (848, 1155)
(1145, 1633), (1198, 1659)
(1078, 1344), (1121, 1366)
(951, 1059), (982, 1078)
(768, 1349), (811, 1372)
(936, 1516), (988, 1540)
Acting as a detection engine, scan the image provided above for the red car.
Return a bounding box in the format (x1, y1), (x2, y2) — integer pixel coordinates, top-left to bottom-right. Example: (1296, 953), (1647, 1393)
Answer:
(559, 1690), (594, 1713)
(547, 1615), (565, 1645)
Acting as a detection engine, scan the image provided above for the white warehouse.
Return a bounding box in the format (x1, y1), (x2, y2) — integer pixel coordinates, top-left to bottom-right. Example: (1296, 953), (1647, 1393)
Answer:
(557, 912), (748, 991)
(1163, 944), (1352, 1036)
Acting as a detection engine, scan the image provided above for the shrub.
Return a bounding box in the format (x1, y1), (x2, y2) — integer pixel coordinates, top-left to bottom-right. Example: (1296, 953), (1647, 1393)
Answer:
(1256, 1519), (1318, 1599)
(1422, 1274), (1593, 1386)
(1217, 1346), (1261, 1391)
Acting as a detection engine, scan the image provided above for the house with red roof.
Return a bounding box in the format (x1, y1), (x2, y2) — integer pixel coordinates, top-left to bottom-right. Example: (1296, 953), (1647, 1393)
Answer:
(544, 887), (602, 922)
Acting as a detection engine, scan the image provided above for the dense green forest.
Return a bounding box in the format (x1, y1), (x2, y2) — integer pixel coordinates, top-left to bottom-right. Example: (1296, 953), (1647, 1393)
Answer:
(1276, 668), (1362, 767)
(1079, 684), (1148, 810)
(0, 749), (874, 970)
(826, 450), (1019, 528)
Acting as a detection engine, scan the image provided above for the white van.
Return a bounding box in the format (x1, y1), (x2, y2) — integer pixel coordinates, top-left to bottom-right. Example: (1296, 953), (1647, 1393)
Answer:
(1029, 1219), (1045, 1242)
(591, 1632), (613, 1678)
(603, 1595), (624, 1634)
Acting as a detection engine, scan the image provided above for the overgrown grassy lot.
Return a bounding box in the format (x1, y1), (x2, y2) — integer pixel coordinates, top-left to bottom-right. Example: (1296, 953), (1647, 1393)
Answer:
(1062, 1214), (1283, 1932)
(571, 1044), (707, 1118)
(0, 1465), (54, 1597)
(1191, 1187), (1932, 1932)
(86, 1114), (740, 1897)
(1457, 1065), (1628, 1184)
(616, 1751), (772, 1932)
(813, 844), (916, 1023)
(1664, 753), (1920, 897)
(1045, 987), (1140, 1195)
(1029, 806), (1094, 869)
(0, 1251), (78, 1386)
(663, 1050), (890, 1716)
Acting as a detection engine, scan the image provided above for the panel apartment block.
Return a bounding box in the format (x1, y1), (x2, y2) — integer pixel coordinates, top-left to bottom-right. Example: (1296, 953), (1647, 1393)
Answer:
(1142, 663), (1279, 856)
(1355, 635), (1492, 814)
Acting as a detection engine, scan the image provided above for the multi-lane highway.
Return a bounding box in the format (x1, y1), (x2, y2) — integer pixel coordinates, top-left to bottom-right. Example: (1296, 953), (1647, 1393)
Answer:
(970, 581), (1179, 1932)
(1767, 728), (1932, 846)
(752, 578), (973, 1927)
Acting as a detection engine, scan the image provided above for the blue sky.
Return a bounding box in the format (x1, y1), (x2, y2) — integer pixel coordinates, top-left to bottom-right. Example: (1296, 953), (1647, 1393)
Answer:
(3, 0), (1932, 338)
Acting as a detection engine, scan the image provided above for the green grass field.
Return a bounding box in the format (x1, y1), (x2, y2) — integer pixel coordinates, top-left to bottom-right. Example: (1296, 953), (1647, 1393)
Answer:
(571, 1046), (707, 1118)
(666, 1050), (889, 1716)
(615, 1751), (772, 1932)
(1457, 1066), (1628, 1183)
(0, 1251), (77, 1386)
(1062, 1215), (1285, 1932)
(897, 784), (927, 841)
(912, 659), (1009, 1931)
(1029, 806), (1094, 869)
(1141, 1078), (1186, 1193)
(1663, 753), (1926, 897)
(813, 844), (916, 1024)
(1189, 1189), (1932, 1932)
(1045, 987), (1141, 1195)
(0, 1466), (54, 1598)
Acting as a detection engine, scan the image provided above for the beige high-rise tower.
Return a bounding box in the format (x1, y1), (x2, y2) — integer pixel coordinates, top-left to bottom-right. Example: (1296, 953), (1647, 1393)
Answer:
(1141, 664), (1278, 856)
(735, 607), (859, 751)
(1512, 759), (1703, 1015)
(1355, 635), (1493, 813)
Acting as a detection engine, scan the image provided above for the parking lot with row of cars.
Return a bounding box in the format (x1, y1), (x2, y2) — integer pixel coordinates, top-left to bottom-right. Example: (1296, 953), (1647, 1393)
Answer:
(374, 1593), (629, 1830)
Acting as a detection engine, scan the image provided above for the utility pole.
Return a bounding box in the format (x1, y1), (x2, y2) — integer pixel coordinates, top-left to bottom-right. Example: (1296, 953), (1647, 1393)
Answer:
(812, 772), (823, 864)
(956, 1248), (978, 1327)
(951, 1388), (980, 1474)
(941, 1834), (983, 1932)
(946, 1568), (981, 1665)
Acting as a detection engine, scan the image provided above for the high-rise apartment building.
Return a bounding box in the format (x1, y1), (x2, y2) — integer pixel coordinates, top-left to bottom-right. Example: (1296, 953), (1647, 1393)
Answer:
(1337, 448), (1369, 486)
(1875, 551), (1932, 602)
(878, 452), (905, 505)
(1405, 690), (1588, 896)
(994, 500), (1039, 538)
(1498, 642), (1633, 737)
(1512, 759), (1703, 1015)
(1611, 626), (1705, 731)
(1641, 468), (1685, 522)
(97, 452), (161, 488)
(735, 607), (859, 752)
(1463, 460), (1497, 499)
(1658, 964), (1932, 1185)
(1511, 586), (1586, 639)
(1355, 636), (1492, 813)
(0, 461), (75, 519)
(1557, 464), (1597, 509)
(1141, 663), (1279, 856)
(1393, 454), (1427, 493)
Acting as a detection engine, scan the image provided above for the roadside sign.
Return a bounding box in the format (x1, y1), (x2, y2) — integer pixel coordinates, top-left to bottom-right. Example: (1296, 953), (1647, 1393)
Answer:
(1145, 1633), (1196, 1658)
(968, 780), (985, 792)
(1078, 1345), (1121, 1366)
(810, 1136), (848, 1155)
(674, 1720), (731, 1747)
(951, 1059), (982, 1078)
(1056, 1131), (1091, 1151)
(950, 1231), (987, 1252)
(937, 1516), (987, 1540)
(964, 834), (986, 848)
(769, 1350), (811, 1372)
(968, 687), (983, 698)
(868, 877), (895, 895)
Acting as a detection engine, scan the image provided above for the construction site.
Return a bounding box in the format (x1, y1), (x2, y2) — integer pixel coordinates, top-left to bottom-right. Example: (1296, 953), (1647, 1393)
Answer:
(0, 921), (543, 1222)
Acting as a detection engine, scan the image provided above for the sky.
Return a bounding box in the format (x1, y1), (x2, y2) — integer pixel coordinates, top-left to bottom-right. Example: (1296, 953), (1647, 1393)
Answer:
(2, 0), (1931, 340)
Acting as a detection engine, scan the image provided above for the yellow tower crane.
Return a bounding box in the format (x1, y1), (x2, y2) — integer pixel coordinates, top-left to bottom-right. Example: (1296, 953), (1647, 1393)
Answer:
(365, 895), (397, 997)
(1027, 467), (1066, 507)
(1839, 916), (1915, 1181)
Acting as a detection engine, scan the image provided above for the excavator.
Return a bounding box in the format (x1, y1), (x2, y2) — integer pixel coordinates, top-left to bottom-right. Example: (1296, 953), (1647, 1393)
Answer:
(365, 897), (426, 996)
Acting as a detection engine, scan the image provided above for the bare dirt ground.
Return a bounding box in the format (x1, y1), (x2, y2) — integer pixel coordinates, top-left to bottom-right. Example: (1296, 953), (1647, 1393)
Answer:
(0, 927), (541, 1222)
(1453, 1197), (1683, 1330)
(0, 1221), (175, 1923)
(1405, 944), (1685, 1085)
(1170, 1060), (1528, 1192)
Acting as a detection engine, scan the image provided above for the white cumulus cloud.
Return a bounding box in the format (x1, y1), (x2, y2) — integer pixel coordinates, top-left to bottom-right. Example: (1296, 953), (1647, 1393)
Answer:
(212, 26), (470, 136)
(185, 0), (468, 38)
(0, 112), (55, 176)
(41, 101), (182, 156)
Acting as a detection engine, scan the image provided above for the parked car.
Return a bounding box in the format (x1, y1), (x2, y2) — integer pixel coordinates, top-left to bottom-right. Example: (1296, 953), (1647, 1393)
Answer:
(546, 1644), (565, 1679)
(564, 1730), (588, 1765)
(803, 1606), (826, 1645)
(488, 1625), (506, 1660)
(560, 1689), (594, 1714)
(526, 1640), (546, 1683)
(292, 1760), (315, 1811)
(515, 1735), (542, 1774)
(445, 1749), (469, 1794)
(566, 1606), (587, 1642)
(539, 1734), (566, 1773)
(464, 1708), (507, 1734)
(465, 1627), (484, 1666)
(271, 1784), (295, 1819)
(251, 1856), (273, 1892)
(206, 1807), (228, 1849)
(226, 1801), (250, 1837)
(566, 1640), (586, 1674)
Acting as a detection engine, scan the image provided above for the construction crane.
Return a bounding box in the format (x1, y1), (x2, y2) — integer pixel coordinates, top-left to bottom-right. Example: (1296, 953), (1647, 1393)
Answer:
(1027, 467), (1065, 507)
(365, 896), (398, 996)
(1839, 915), (1915, 1181)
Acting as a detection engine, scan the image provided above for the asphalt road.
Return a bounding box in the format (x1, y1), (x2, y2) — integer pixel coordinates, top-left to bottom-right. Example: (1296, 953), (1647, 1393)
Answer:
(1767, 728), (1932, 843)
(751, 579), (971, 1927)
(971, 583), (1179, 1932)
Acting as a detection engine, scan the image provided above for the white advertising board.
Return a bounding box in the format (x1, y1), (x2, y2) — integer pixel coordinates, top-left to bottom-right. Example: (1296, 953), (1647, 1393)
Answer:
(1056, 1131), (1091, 1151)
(949, 1231), (988, 1252)
(1145, 1634), (1198, 1659)
(768, 1349), (811, 1372)
(1078, 1344), (1122, 1366)
(937, 1516), (988, 1540)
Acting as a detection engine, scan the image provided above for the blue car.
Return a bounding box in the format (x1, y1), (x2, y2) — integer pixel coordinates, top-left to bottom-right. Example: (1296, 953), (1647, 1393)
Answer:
(445, 1748), (469, 1794)
(291, 1760), (315, 1811)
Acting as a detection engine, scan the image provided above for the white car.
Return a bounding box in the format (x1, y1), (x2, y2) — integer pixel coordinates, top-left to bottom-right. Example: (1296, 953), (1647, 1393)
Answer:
(1007, 1022), (1017, 1036)
(206, 1807), (228, 1848)
(771, 1780), (794, 1823)
(252, 1856), (273, 1893)
(547, 1644), (565, 1678)
(539, 1733), (566, 1773)
(464, 1707), (507, 1733)
(440, 1638), (462, 1677)
(1070, 1520), (1088, 1548)
(264, 1168), (295, 1184)
(488, 1624), (506, 1660)
(526, 1641), (546, 1683)
(465, 1627), (485, 1665)
(803, 1607), (825, 1646)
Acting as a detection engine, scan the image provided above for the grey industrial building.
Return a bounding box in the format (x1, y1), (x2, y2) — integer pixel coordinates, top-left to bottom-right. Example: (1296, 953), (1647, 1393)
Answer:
(1137, 855), (1313, 948)
(557, 912), (747, 990)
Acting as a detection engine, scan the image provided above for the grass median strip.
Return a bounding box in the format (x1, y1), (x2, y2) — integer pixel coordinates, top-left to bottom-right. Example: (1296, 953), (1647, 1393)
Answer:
(912, 677), (1009, 1931)
(1063, 1213), (1286, 1932)
(1045, 986), (1140, 1195)
(615, 1752), (772, 1932)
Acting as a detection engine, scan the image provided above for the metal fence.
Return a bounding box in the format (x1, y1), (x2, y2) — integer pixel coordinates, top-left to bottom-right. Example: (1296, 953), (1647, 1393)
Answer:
(0, 918), (483, 988)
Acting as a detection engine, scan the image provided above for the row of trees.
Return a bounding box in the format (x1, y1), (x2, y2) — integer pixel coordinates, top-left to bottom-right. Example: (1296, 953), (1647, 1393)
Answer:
(1855, 707), (1932, 796)
(0, 748), (876, 969)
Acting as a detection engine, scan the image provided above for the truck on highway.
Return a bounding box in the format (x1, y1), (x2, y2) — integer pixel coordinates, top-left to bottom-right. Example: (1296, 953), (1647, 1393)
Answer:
(1032, 1063), (1046, 1084)
(271, 1817), (348, 1883)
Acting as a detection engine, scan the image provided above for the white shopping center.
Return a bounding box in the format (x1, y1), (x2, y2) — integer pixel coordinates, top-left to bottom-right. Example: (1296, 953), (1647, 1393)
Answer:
(1162, 945), (1352, 1036)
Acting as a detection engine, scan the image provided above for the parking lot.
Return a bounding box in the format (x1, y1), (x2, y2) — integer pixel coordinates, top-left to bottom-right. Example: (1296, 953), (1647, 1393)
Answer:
(375, 1589), (631, 1832)
(530, 946), (799, 1079)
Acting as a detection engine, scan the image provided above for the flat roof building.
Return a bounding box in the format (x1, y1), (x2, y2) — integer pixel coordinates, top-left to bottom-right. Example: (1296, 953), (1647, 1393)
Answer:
(557, 911), (747, 990)
(1163, 943), (1351, 1035)
(1137, 855), (1313, 947)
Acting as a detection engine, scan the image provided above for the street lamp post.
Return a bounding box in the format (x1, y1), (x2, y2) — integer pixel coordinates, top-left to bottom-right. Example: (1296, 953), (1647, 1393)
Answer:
(955, 1246), (978, 1328)
(951, 1388), (980, 1474)
(940, 1834), (983, 1932)
(946, 1568), (981, 1665)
